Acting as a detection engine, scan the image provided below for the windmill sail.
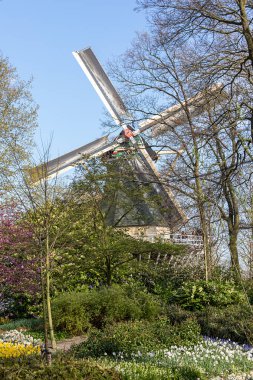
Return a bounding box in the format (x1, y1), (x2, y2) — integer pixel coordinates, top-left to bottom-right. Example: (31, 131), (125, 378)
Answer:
(137, 84), (223, 137)
(28, 136), (113, 183)
(73, 48), (129, 125)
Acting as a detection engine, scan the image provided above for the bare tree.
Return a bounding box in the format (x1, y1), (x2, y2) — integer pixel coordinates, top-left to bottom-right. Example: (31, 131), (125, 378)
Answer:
(136, 0), (253, 147)
(110, 33), (228, 279)
(108, 7), (252, 280)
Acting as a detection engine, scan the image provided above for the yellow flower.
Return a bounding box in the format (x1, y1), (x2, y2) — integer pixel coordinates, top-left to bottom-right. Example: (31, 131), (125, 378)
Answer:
(0, 342), (41, 358)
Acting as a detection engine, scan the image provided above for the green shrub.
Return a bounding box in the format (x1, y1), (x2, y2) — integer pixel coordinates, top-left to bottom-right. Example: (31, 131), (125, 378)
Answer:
(86, 285), (162, 328)
(72, 318), (202, 358)
(169, 280), (246, 311)
(85, 286), (142, 328)
(52, 285), (162, 334)
(1, 293), (42, 319)
(52, 290), (91, 335)
(114, 284), (163, 321)
(243, 280), (253, 304)
(0, 356), (121, 380)
(167, 304), (193, 324)
(166, 302), (253, 345)
(197, 305), (253, 344)
(72, 321), (159, 358)
(167, 303), (253, 345)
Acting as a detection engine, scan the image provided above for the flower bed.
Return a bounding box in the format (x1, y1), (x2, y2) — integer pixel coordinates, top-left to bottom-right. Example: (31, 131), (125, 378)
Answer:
(0, 342), (40, 358)
(0, 330), (41, 358)
(0, 329), (41, 345)
(104, 338), (253, 379)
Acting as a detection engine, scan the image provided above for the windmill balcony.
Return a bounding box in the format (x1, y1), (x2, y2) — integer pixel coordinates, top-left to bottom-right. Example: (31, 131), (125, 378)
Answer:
(169, 233), (203, 248)
(117, 225), (204, 249)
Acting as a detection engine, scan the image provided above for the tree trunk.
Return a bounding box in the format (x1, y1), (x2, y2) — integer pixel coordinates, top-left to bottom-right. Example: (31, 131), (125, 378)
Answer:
(40, 255), (51, 365)
(45, 232), (56, 349)
(228, 215), (241, 282)
(194, 145), (212, 281)
(199, 205), (212, 281)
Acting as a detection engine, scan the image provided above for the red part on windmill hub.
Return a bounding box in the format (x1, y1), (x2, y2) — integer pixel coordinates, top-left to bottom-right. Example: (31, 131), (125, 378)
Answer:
(123, 128), (134, 139)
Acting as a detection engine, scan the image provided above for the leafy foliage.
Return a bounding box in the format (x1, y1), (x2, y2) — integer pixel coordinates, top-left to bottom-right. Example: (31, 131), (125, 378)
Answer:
(119, 363), (206, 380)
(166, 303), (253, 345)
(52, 285), (162, 334)
(0, 55), (37, 190)
(52, 290), (91, 335)
(72, 318), (201, 358)
(0, 356), (121, 380)
(169, 280), (246, 311)
(170, 366), (207, 380)
(197, 305), (253, 345)
(0, 206), (39, 294)
(166, 304), (194, 324)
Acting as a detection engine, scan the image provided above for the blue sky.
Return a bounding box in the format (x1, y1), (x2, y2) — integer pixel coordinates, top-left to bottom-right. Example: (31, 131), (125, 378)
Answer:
(0, 0), (147, 159)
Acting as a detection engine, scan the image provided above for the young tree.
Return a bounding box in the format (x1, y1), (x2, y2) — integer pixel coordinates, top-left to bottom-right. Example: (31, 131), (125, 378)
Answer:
(0, 55), (37, 195)
(8, 147), (73, 357)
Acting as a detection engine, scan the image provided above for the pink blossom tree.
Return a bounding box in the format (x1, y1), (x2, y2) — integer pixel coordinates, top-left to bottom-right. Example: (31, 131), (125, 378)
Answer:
(0, 203), (40, 317)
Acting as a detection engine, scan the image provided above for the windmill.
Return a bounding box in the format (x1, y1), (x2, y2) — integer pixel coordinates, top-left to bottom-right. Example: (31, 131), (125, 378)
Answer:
(30, 47), (222, 241)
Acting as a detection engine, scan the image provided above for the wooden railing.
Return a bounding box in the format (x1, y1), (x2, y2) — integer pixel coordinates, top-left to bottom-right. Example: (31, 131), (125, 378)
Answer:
(170, 234), (203, 247)
(132, 232), (203, 248)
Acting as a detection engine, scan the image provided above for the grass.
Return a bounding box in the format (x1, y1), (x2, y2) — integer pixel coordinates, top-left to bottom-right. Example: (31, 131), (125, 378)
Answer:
(0, 318), (43, 331)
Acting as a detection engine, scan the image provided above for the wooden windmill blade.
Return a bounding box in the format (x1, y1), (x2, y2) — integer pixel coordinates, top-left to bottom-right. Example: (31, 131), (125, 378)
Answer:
(136, 84), (224, 137)
(28, 136), (117, 184)
(73, 48), (129, 126)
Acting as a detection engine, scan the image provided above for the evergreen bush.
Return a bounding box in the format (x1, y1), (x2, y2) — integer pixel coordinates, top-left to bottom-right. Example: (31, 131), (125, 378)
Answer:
(52, 285), (162, 334)
(51, 291), (91, 335)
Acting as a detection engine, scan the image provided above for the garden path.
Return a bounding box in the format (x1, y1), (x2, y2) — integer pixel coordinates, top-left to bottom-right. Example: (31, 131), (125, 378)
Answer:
(50, 335), (87, 352)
